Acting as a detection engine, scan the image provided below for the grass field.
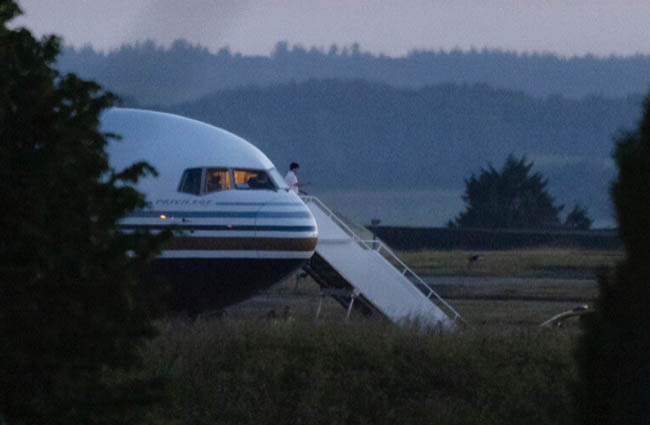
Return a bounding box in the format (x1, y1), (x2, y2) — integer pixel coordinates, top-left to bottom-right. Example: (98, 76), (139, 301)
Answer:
(133, 248), (612, 424)
(142, 318), (579, 425)
(397, 248), (622, 277)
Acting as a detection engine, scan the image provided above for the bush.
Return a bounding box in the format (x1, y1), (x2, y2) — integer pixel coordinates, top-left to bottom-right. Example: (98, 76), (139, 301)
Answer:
(0, 2), (166, 423)
(142, 318), (577, 425)
(575, 93), (650, 425)
(452, 155), (563, 229)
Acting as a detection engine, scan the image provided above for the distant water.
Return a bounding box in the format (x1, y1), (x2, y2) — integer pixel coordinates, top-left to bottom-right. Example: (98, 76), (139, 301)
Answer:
(312, 189), (615, 229)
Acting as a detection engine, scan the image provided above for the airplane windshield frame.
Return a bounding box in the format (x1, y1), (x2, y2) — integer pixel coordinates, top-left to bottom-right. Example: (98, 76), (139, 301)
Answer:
(177, 168), (203, 195)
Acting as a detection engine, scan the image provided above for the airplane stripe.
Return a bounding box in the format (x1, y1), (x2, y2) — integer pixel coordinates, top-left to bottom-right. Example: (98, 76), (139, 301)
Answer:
(153, 202), (303, 206)
(159, 250), (313, 259)
(128, 210), (311, 218)
(118, 224), (316, 232)
(212, 202), (303, 206)
(164, 236), (318, 251)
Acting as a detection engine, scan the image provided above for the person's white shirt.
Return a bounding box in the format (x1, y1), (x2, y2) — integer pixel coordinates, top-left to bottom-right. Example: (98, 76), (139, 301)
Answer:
(284, 170), (299, 193)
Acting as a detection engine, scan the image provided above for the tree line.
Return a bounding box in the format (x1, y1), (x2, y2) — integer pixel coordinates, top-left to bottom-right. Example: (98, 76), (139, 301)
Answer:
(57, 39), (650, 105)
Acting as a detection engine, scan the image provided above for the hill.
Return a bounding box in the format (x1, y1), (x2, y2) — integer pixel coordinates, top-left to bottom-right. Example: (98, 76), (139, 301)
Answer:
(57, 40), (650, 106)
(154, 80), (642, 227)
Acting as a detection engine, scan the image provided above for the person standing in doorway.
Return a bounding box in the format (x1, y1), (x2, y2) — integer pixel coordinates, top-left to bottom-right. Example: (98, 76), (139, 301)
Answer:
(284, 162), (300, 194)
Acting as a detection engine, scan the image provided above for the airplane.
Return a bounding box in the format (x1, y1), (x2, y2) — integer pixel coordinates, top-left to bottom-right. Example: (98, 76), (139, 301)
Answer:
(102, 108), (318, 314)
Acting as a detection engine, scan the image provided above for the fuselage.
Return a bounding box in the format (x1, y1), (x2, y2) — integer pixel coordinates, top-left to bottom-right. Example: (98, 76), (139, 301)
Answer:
(102, 108), (318, 313)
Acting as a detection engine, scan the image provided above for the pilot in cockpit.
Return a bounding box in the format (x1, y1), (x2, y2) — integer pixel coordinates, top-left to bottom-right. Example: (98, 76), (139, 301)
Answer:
(206, 173), (222, 192)
(247, 173), (272, 190)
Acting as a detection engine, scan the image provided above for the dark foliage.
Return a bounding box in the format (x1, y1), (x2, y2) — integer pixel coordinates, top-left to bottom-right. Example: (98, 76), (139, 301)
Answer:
(143, 319), (578, 425)
(452, 155), (563, 229)
(0, 2), (166, 423)
(575, 93), (650, 425)
(564, 204), (593, 230)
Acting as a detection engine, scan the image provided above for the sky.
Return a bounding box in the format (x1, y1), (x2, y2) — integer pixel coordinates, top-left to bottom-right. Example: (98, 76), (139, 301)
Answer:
(13, 0), (650, 57)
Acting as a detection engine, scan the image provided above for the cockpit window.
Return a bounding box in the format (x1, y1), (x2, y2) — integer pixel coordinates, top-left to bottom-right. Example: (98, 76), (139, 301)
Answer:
(233, 169), (275, 190)
(178, 167), (276, 195)
(178, 168), (202, 195)
(205, 168), (231, 193)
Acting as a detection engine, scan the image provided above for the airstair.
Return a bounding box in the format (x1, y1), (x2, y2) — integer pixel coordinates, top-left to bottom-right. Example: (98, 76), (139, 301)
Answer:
(301, 196), (464, 329)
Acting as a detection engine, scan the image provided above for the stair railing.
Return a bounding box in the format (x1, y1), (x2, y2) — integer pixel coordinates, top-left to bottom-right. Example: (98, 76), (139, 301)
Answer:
(302, 195), (465, 324)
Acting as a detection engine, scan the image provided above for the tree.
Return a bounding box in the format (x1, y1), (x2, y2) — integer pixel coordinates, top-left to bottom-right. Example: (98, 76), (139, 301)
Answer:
(451, 155), (563, 229)
(575, 94), (650, 425)
(564, 204), (593, 230)
(0, 2), (166, 423)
